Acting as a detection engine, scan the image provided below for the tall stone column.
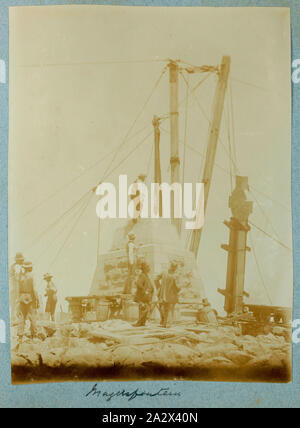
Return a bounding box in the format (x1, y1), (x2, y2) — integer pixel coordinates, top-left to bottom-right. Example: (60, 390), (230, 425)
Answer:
(218, 176), (253, 315)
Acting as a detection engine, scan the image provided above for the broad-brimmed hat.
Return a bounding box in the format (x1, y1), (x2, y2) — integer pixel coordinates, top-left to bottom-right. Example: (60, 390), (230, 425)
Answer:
(138, 174), (147, 182)
(43, 273), (53, 280)
(23, 261), (32, 270)
(15, 252), (24, 263)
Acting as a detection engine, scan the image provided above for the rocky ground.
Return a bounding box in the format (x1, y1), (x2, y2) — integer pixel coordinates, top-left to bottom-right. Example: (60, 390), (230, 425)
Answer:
(11, 319), (292, 383)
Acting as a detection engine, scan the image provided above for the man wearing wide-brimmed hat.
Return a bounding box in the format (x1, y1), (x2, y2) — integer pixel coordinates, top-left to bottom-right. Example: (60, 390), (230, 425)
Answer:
(9, 252), (25, 321)
(14, 252), (24, 264)
(44, 273), (57, 322)
(10, 252), (25, 278)
(133, 261), (154, 327)
(157, 261), (180, 328)
(17, 261), (38, 339)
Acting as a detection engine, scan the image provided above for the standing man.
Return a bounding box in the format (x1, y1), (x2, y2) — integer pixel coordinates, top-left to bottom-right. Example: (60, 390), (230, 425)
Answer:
(44, 273), (57, 322)
(133, 261), (154, 327)
(123, 232), (137, 294)
(17, 261), (38, 340)
(157, 261), (180, 328)
(9, 252), (25, 322)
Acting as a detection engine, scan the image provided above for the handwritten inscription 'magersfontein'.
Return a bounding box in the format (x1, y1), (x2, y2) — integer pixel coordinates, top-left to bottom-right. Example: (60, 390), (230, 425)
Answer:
(85, 384), (181, 402)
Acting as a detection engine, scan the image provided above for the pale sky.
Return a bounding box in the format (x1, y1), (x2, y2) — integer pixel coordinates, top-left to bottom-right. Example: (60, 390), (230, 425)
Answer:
(9, 5), (292, 313)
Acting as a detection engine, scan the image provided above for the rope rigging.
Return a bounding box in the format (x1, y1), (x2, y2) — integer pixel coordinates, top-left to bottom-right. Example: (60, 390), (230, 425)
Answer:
(24, 190), (92, 254)
(249, 230), (273, 305)
(32, 194), (91, 265)
(47, 131), (153, 268)
(19, 146), (119, 221)
(188, 82), (288, 213)
(191, 91), (240, 174)
(178, 71), (213, 110)
(225, 93), (234, 192)
(19, 62), (168, 262)
(179, 69), (214, 185)
(249, 189), (283, 243)
(102, 130), (153, 181)
(183, 139), (291, 252)
(48, 191), (94, 270)
(146, 143), (154, 182)
(24, 129), (153, 256)
(180, 71), (190, 188)
(19, 123), (152, 221)
(18, 58), (169, 68)
(229, 81), (238, 174)
(189, 87), (289, 251)
(159, 126), (292, 254)
(249, 221), (292, 252)
(19, 65), (166, 226)
(231, 76), (268, 92)
(100, 66), (167, 182)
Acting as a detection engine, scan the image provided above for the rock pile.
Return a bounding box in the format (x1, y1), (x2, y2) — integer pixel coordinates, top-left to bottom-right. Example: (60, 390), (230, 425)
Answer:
(11, 320), (291, 382)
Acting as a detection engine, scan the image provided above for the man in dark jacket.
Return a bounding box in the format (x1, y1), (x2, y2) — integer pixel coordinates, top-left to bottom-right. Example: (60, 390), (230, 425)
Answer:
(157, 261), (180, 328)
(17, 261), (38, 339)
(10, 252), (25, 322)
(133, 261), (154, 327)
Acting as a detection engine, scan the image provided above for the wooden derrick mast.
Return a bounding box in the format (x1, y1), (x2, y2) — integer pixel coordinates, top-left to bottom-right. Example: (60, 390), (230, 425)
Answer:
(189, 56), (231, 257)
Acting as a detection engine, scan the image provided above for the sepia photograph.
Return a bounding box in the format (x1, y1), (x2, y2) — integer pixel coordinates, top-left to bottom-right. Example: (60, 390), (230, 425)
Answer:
(8, 5), (293, 384)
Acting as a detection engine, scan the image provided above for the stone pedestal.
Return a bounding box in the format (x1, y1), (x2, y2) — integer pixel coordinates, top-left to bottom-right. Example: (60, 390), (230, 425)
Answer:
(90, 218), (205, 300)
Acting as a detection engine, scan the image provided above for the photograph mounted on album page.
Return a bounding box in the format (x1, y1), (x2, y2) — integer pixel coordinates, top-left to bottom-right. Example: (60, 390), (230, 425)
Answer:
(8, 5), (293, 384)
